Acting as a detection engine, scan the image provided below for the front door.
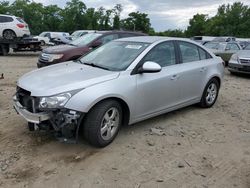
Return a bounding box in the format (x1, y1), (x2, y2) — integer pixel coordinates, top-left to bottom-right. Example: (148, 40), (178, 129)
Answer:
(135, 41), (181, 119)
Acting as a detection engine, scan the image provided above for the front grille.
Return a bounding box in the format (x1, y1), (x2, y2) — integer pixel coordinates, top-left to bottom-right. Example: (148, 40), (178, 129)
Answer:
(16, 87), (38, 113)
(240, 59), (250, 64)
(39, 53), (50, 62)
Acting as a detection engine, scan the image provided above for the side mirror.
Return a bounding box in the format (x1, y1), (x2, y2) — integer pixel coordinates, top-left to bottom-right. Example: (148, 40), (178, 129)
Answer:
(225, 47), (230, 51)
(90, 40), (102, 48)
(138, 61), (162, 74)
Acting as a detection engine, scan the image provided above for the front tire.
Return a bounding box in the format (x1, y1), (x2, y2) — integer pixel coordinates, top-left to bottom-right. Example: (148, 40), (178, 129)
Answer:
(199, 78), (220, 108)
(40, 40), (45, 46)
(83, 100), (122, 147)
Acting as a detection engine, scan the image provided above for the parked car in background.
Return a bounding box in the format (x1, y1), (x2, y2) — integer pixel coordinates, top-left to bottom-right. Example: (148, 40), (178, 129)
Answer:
(33, 32), (51, 45)
(70, 30), (95, 40)
(0, 14), (30, 40)
(239, 41), (250, 49)
(50, 35), (72, 45)
(228, 44), (250, 74)
(37, 31), (147, 68)
(204, 41), (242, 65)
(212, 37), (236, 42)
(14, 36), (224, 147)
(33, 32), (70, 46)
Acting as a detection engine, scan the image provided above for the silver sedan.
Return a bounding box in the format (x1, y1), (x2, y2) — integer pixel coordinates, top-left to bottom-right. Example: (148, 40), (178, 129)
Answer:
(228, 44), (250, 74)
(14, 36), (224, 147)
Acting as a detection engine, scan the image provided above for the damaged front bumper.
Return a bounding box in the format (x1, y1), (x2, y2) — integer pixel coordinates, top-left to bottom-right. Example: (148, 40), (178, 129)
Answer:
(13, 96), (51, 124)
(13, 95), (84, 142)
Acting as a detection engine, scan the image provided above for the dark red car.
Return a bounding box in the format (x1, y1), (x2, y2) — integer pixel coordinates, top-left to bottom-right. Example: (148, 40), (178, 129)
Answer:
(37, 31), (146, 68)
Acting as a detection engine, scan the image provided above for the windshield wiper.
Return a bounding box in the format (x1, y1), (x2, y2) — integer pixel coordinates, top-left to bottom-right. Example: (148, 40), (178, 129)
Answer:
(83, 62), (110, 71)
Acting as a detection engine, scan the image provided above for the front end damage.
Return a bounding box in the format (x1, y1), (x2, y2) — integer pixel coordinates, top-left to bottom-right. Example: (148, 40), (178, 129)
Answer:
(13, 87), (84, 143)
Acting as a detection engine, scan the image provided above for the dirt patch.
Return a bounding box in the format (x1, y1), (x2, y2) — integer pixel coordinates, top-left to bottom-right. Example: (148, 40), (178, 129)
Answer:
(62, 150), (99, 164)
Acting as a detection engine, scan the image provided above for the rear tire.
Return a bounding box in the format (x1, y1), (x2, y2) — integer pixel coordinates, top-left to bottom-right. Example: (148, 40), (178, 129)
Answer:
(3, 30), (16, 40)
(199, 78), (220, 108)
(83, 100), (122, 147)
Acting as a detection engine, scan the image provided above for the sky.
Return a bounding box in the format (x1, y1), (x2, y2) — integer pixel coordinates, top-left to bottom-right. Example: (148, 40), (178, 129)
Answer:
(8, 0), (250, 31)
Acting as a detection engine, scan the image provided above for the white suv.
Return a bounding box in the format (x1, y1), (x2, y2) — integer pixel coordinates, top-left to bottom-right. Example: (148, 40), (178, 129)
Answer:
(0, 14), (30, 40)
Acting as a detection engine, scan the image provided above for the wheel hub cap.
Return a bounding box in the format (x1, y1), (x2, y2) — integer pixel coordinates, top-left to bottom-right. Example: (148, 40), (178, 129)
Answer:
(206, 83), (217, 105)
(101, 107), (119, 141)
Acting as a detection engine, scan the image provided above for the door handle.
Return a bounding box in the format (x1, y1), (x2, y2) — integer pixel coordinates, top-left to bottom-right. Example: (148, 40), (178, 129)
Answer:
(170, 75), (179, 80)
(200, 67), (207, 72)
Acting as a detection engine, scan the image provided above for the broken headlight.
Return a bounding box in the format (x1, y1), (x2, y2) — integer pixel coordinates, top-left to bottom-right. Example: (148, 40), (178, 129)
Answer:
(39, 93), (72, 109)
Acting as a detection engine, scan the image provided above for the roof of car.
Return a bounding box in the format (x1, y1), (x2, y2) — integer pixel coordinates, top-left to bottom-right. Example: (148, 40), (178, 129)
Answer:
(117, 36), (194, 44)
(95, 30), (146, 35)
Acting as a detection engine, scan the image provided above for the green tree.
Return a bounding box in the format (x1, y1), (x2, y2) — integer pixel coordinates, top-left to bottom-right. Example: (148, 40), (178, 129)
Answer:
(0, 1), (10, 14)
(113, 4), (122, 29)
(186, 14), (208, 37)
(60, 0), (86, 32)
(43, 5), (62, 32)
(121, 11), (151, 33)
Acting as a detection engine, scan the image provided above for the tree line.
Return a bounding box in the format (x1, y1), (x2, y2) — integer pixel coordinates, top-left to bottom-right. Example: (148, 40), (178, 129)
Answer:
(0, 0), (250, 38)
(0, 0), (152, 34)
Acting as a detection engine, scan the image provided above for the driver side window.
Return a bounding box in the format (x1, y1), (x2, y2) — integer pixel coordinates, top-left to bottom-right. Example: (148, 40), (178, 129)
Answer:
(143, 42), (176, 67)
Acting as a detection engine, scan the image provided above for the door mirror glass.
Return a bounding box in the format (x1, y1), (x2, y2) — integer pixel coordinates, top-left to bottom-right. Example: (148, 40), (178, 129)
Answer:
(139, 61), (162, 73)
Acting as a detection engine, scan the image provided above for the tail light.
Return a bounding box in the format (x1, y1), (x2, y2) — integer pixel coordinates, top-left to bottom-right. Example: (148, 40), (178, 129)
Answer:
(17, 24), (25, 28)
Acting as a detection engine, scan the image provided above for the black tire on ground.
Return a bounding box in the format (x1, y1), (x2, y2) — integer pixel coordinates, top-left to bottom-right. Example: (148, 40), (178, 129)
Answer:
(28, 123), (35, 131)
(2, 29), (16, 40)
(83, 100), (123, 147)
(199, 78), (220, 108)
(0, 45), (9, 56)
(40, 40), (45, 46)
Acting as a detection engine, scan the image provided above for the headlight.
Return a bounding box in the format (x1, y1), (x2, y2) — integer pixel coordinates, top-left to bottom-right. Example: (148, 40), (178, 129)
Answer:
(230, 54), (239, 62)
(39, 93), (72, 109)
(48, 54), (63, 62)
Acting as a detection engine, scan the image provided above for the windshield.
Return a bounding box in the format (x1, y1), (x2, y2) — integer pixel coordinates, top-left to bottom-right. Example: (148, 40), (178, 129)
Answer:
(70, 33), (102, 46)
(80, 41), (149, 71)
(16, 17), (25, 23)
(39, 32), (46, 37)
(204, 42), (225, 50)
(71, 31), (86, 37)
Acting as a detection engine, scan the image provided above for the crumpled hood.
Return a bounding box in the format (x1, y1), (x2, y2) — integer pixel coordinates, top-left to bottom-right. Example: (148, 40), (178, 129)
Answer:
(43, 44), (77, 53)
(237, 50), (250, 59)
(17, 62), (120, 96)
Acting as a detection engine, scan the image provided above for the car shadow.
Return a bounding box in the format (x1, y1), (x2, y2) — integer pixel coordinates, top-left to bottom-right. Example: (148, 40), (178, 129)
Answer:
(120, 105), (198, 133)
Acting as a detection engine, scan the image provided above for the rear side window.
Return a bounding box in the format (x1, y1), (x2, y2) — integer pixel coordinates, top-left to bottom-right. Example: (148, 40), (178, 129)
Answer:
(0, 16), (14, 23)
(179, 41), (212, 63)
(226, 43), (240, 50)
(16, 17), (25, 23)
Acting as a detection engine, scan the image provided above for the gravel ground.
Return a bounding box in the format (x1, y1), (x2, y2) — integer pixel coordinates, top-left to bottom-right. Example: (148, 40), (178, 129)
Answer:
(0, 52), (250, 188)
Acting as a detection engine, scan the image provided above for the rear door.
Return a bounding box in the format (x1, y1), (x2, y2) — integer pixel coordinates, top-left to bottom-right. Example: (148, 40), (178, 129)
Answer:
(0, 16), (11, 35)
(176, 41), (213, 103)
(0, 16), (5, 35)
